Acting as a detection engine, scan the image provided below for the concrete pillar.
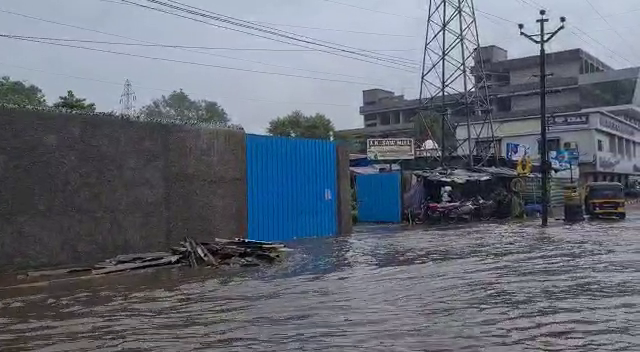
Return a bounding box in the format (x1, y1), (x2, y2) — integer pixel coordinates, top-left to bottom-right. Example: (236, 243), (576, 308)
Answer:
(336, 144), (353, 235)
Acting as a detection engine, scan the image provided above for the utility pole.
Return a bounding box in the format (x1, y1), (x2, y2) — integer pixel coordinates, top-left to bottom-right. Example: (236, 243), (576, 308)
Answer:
(519, 10), (566, 227)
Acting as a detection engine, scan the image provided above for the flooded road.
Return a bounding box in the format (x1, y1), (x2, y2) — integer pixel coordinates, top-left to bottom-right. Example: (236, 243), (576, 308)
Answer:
(2, 216), (640, 351)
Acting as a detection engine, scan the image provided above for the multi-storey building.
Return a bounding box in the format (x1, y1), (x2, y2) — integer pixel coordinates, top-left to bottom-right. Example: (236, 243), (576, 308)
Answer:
(339, 45), (640, 185)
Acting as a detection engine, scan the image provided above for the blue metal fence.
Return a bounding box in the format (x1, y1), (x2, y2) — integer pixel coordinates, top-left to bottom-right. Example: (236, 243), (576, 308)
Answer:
(246, 134), (338, 242)
(356, 172), (402, 223)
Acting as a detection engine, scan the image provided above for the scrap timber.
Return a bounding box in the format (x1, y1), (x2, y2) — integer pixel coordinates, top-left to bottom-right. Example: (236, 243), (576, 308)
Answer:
(25, 237), (288, 278)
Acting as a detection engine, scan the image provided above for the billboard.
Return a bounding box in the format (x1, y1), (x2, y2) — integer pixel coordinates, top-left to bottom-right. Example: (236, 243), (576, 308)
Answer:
(367, 138), (415, 160)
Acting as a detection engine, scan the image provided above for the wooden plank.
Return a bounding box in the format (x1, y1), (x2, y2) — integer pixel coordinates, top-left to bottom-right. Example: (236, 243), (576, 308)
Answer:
(92, 255), (182, 275)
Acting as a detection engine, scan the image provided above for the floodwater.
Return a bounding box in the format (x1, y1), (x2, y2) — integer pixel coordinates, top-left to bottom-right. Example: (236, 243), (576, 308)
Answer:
(2, 216), (640, 351)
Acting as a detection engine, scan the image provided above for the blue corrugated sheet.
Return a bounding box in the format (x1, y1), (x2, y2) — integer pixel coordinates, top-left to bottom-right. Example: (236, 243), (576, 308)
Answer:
(246, 134), (338, 242)
(356, 172), (402, 223)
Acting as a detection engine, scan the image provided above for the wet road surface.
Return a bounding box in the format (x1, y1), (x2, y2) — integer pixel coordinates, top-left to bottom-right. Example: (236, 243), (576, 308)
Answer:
(1, 216), (640, 351)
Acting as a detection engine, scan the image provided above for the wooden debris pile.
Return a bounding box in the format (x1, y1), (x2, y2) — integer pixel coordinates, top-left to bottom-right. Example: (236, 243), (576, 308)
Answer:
(170, 237), (287, 269)
(26, 237), (288, 278)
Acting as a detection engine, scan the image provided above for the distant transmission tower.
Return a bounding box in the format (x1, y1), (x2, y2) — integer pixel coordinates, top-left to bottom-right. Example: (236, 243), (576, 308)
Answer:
(119, 79), (137, 115)
(418, 0), (496, 167)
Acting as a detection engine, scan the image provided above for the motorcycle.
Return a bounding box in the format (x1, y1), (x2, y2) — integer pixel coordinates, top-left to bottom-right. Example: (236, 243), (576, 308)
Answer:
(427, 202), (462, 224)
(449, 200), (475, 222)
(471, 197), (495, 221)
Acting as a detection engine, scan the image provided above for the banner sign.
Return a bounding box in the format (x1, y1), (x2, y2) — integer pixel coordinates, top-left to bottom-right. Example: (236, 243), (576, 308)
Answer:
(367, 138), (415, 160)
(547, 115), (588, 127)
(600, 116), (635, 136)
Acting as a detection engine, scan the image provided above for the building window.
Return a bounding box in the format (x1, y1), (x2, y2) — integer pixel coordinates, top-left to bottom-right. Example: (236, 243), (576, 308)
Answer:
(635, 142), (638, 158)
(402, 110), (416, 123)
(609, 134), (617, 153)
(538, 138), (560, 155)
(495, 97), (511, 112)
(626, 139), (632, 159)
(597, 139), (604, 152)
(618, 137), (625, 157)
(379, 113), (390, 125)
(475, 140), (500, 156)
(391, 111), (401, 125)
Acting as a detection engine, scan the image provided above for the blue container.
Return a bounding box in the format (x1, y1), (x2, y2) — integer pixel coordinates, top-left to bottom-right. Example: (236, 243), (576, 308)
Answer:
(246, 134), (338, 242)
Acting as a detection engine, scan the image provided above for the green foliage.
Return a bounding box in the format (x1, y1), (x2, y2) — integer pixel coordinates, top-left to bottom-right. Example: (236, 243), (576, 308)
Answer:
(267, 110), (335, 139)
(0, 76), (47, 107)
(140, 89), (229, 124)
(52, 90), (96, 112)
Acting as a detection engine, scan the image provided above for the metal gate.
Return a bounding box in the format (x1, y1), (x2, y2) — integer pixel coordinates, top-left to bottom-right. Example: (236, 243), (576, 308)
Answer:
(246, 134), (338, 242)
(356, 172), (402, 223)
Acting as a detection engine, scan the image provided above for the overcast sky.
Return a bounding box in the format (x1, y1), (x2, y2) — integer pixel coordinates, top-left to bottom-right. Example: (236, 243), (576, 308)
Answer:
(1, 0), (639, 133)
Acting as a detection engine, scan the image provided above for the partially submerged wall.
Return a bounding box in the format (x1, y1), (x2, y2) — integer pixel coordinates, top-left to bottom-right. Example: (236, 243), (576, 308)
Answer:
(0, 108), (247, 270)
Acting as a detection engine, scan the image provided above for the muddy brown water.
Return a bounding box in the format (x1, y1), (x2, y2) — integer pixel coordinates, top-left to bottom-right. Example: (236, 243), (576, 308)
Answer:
(1, 216), (640, 351)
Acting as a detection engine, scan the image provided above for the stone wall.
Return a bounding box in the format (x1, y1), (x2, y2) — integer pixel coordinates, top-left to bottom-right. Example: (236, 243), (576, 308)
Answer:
(0, 108), (247, 271)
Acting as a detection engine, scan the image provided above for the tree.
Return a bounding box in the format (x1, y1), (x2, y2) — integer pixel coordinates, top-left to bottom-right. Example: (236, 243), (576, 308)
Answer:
(0, 76), (47, 107)
(140, 89), (229, 124)
(52, 90), (96, 112)
(267, 110), (335, 139)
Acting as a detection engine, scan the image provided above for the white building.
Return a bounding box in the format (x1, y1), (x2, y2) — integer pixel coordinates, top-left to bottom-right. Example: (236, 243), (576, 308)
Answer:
(455, 50), (640, 186)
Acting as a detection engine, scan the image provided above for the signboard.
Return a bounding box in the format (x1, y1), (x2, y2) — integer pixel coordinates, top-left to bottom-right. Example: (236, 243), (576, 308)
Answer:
(595, 152), (640, 174)
(367, 138), (415, 160)
(547, 115), (588, 127)
(600, 116), (635, 136)
(506, 142), (530, 161)
(550, 149), (578, 171)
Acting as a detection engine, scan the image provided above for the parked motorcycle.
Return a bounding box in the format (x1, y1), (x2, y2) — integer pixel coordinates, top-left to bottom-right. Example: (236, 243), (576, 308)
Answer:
(427, 202), (461, 224)
(471, 197), (495, 221)
(449, 201), (475, 222)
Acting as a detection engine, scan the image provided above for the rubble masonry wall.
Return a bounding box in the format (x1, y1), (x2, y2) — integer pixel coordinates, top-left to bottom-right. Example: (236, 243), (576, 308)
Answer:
(0, 108), (247, 271)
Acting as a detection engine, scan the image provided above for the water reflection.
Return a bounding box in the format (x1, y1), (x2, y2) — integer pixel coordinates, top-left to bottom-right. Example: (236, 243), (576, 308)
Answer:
(1, 217), (640, 351)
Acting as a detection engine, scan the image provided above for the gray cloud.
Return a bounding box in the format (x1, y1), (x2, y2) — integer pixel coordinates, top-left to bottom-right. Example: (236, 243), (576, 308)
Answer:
(0, 0), (637, 133)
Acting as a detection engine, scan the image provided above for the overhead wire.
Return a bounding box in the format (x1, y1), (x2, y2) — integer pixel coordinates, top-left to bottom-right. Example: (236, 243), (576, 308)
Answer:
(0, 33), (400, 82)
(0, 34), (419, 52)
(478, 0), (635, 67)
(0, 61), (358, 108)
(584, 0), (640, 63)
(129, 0), (420, 68)
(0, 9), (421, 86)
(0, 35), (401, 86)
(318, 0), (420, 19)
(98, 0), (419, 38)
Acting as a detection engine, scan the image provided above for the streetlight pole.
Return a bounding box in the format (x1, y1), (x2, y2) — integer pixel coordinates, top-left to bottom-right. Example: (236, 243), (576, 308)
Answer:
(519, 10), (565, 227)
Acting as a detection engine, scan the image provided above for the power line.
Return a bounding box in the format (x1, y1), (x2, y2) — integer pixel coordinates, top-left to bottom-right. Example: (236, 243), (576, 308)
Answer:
(0, 33), (404, 82)
(98, 0), (419, 37)
(1, 7), (418, 73)
(0, 61), (359, 107)
(125, 0), (419, 69)
(250, 21), (420, 38)
(585, 0), (640, 62)
(319, 0), (420, 19)
(502, 0), (636, 67)
(156, 0), (420, 66)
(1, 35), (402, 86)
(0, 34), (418, 52)
(569, 27), (633, 66)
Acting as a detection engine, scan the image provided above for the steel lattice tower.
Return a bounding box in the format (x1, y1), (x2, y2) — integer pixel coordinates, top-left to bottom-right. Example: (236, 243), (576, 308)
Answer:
(119, 79), (137, 115)
(418, 0), (496, 167)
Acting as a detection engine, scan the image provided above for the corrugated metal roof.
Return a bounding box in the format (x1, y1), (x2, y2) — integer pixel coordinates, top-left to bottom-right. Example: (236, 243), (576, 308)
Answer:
(413, 167), (540, 184)
(413, 168), (492, 183)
